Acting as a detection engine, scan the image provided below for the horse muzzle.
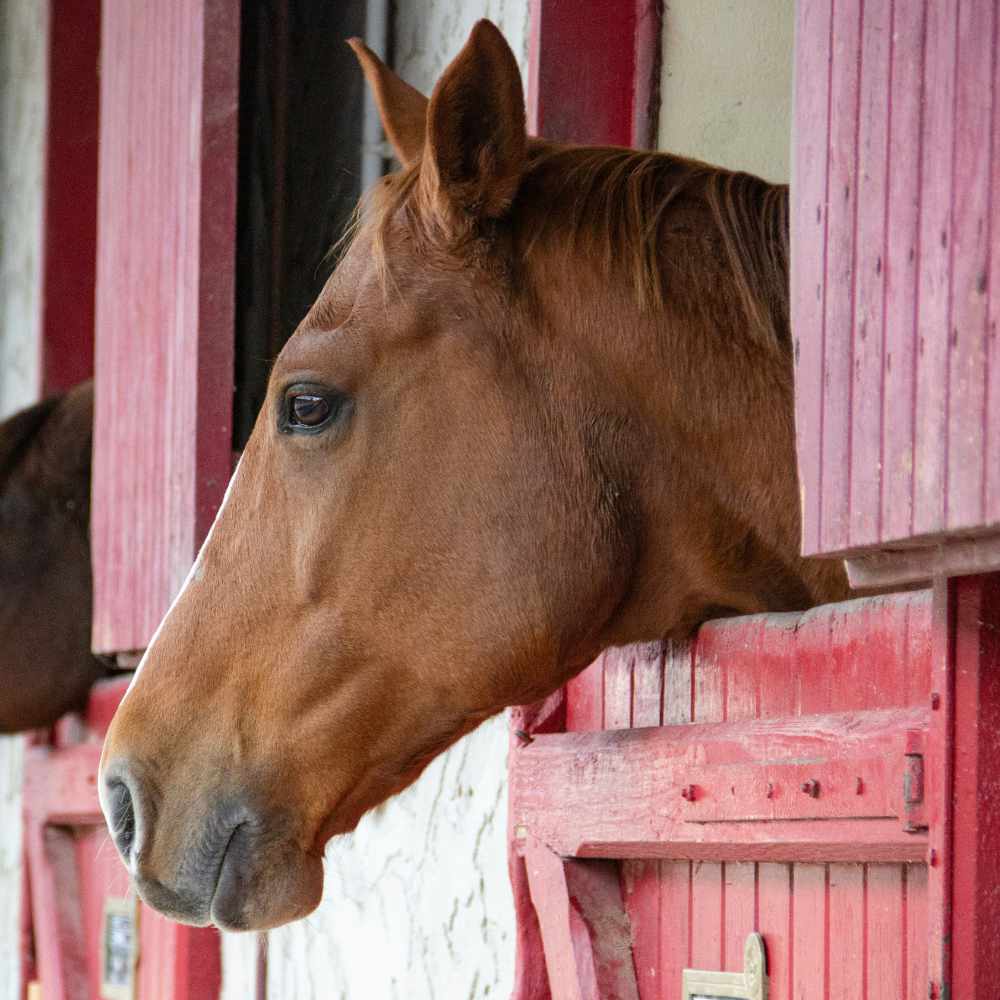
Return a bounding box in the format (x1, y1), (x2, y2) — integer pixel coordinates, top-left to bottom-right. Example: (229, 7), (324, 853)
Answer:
(100, 759), (324, 930)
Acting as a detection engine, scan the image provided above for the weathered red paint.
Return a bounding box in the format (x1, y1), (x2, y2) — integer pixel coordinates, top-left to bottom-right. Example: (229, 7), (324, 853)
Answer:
(512, 707), (931, 857)
(22, 678), (220, 1000)
(91, 0), (239, 653)
(512, 592), (936, 998)
(793, 0), (1000, 566)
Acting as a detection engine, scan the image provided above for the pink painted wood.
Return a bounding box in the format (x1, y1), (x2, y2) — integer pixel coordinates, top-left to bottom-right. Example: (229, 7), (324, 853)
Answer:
(793, 0), (1000, 564)
(91, 0), (239, 653)
(512, 591), (935, 999)
(525, 842), (640, 1000)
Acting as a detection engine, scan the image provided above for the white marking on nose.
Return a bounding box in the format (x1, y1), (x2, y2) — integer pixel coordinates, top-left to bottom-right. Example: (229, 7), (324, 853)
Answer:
(116, 455), (245, 708)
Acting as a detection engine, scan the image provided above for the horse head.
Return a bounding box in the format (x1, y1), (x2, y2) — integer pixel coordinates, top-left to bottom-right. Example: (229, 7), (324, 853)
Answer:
(100, 22), (847, 930)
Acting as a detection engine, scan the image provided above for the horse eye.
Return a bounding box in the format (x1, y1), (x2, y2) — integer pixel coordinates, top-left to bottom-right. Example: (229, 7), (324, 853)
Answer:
(288, 394), (332, 428)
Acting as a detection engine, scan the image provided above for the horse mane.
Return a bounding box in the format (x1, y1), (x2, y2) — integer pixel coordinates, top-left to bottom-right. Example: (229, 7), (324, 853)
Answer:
(358, 141), (791, 349)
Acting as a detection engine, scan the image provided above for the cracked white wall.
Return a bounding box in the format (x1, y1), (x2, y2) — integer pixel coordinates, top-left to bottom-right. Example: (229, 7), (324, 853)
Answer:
(0, 0), (47, 997)
(254, 5), (528, 999)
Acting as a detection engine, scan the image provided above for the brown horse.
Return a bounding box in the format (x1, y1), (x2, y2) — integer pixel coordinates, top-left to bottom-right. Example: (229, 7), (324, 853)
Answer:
(0, 380), (105, 732)
(100, 22), (849, 931)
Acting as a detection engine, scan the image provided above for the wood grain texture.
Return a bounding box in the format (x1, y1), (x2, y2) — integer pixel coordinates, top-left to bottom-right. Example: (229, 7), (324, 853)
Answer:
(515, 591), (934, 999)
(91, 0), (239, 652)
(794, 0), (1000, 560)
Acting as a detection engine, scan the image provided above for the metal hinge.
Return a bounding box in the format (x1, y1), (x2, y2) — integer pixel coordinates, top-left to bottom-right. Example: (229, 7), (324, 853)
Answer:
(903, 730), (928, 833)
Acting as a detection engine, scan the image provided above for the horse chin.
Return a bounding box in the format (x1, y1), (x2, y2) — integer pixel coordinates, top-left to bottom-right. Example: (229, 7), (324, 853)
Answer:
(208, 832), (325, 932)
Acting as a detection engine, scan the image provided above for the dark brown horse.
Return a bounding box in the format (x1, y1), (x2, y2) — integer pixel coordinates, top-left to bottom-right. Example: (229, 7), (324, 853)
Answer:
(0, 380), (105, 732)
(100, 22), (850, 931)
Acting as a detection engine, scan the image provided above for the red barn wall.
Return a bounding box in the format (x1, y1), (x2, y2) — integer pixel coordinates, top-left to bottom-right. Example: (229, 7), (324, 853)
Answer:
(793, 0), (1000, 559)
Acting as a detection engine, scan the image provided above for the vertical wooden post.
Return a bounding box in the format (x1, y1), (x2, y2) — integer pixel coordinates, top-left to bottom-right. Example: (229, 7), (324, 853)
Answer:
(947, 574), (1000, 996)
(926, 577), (955, 999)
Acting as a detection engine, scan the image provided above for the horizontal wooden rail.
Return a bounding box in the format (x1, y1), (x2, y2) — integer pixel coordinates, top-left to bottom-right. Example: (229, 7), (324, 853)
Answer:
(510, 707), (930, 863)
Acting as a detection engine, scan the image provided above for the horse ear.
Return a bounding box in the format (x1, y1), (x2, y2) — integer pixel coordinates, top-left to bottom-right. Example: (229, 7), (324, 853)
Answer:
(347, 38), (428, 168)
(422, 20), (527, 223)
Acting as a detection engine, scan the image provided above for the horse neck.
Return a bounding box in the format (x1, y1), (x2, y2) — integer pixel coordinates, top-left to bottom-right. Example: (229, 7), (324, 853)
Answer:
(525, 223), (847, 636)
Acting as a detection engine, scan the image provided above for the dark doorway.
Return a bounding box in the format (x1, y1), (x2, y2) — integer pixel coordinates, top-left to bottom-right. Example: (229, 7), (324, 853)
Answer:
(234, 0), (375, 447)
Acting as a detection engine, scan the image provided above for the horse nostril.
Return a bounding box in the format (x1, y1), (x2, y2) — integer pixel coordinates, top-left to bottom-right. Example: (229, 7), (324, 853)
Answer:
(107, 778), (136, 860)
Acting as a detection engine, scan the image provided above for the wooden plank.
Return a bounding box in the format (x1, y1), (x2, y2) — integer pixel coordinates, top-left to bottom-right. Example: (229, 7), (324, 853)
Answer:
(525, 843), (585, 1000)
(657, 861), (692, 1000)
(630, 641), (664, 729)
(880, 0), (925, 543)
(924, 578), (953, 1000)
(510, 708), (929, 860)
(566, 656), (605, 732)
(867, 865), (904, 1000)
(690, 862), (723, 971)
(662, 639), (693, 726)
(91, 0), (239, 652)
(827, 863), (865, 1000)
(945, 0), (995, 532)
(791, 864), (826, 1000)
(791, 0), (834, 556)
(986, 0), (1000, 521)
(906, 863), (929, 1000)
(846, 532), (1000, 589)
(621, 643), (662, 998)
(819, 0), (863, 553)
(723, 863), (756, 973)
(524, 846), (640, 1000)
(562, 860), (640, 1000)
(912, 0), (958, 538)
(848, 0), (892, 547)
(756, 864), (791, 1000)
(603, 647), (634, 730)
(24, 824), (88, 1000)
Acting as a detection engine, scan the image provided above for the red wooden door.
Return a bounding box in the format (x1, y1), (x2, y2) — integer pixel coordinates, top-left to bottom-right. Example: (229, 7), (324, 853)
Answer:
(512, 592), (933, 999)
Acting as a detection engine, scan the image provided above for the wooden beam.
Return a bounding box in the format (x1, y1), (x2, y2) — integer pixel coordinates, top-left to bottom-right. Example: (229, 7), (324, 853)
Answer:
(511, 708), (930, 862)
(525, 842), (640, 1000)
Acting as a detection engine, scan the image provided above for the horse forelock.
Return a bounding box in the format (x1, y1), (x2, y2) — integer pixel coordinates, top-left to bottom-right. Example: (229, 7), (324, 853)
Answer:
(346, 141), (791, 351)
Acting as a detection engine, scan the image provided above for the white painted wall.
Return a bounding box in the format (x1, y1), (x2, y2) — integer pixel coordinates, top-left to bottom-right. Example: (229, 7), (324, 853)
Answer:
(0, 0), (48, 997)
(247, 5), (530, 999)
(658, 0), (794, 184)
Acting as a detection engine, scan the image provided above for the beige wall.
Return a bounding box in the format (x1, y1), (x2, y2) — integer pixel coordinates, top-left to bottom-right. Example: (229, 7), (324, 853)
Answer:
(658, 0), (794, 183)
